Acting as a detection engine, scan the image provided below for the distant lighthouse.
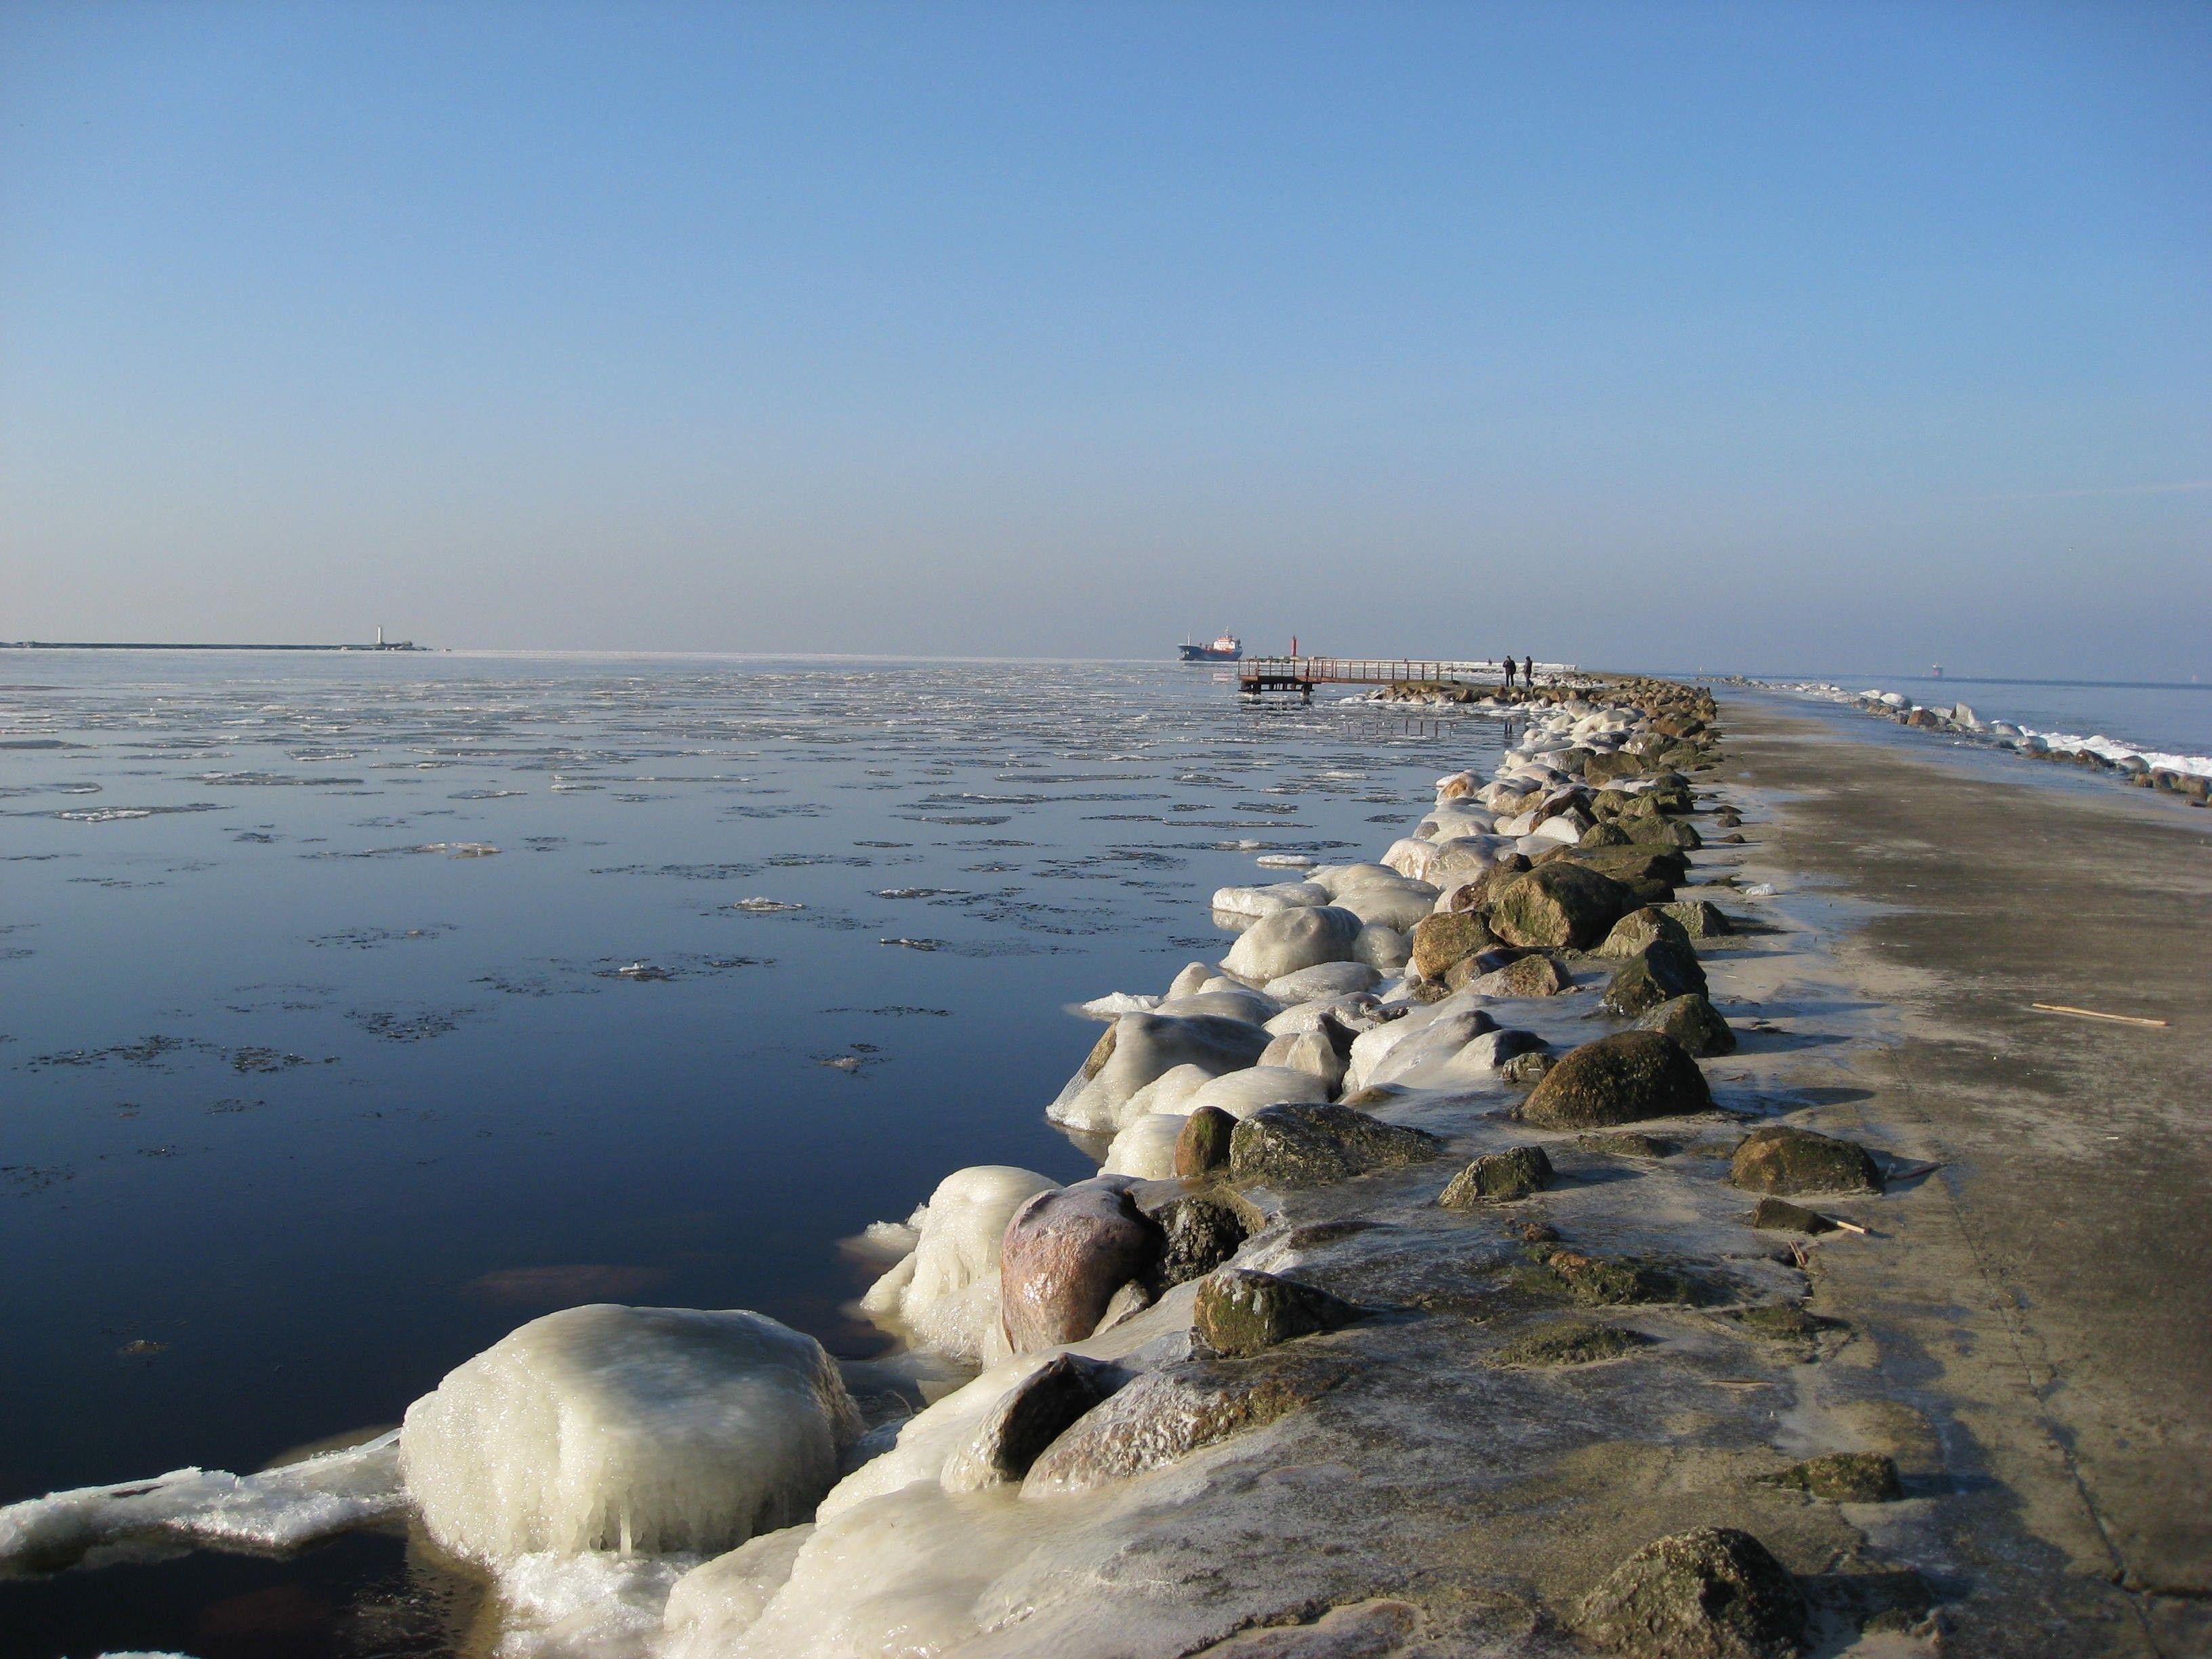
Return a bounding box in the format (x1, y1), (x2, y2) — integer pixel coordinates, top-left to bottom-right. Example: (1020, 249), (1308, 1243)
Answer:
(375, 626), (384, 647)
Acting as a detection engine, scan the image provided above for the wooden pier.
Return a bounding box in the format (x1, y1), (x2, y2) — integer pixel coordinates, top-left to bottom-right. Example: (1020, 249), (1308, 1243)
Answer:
(1236, 656), (1513, 699)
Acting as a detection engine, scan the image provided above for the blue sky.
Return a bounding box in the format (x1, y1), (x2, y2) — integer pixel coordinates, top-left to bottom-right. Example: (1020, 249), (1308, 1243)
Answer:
(4, 1), (2207, 674)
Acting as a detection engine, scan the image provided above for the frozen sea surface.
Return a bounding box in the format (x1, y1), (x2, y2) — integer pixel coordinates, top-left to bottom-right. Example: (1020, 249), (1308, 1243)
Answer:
(0, 651), (1508, 1658)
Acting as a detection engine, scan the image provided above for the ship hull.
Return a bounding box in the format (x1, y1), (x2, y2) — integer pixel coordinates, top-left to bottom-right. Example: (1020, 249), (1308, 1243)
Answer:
(1179, 644), (1242, 662)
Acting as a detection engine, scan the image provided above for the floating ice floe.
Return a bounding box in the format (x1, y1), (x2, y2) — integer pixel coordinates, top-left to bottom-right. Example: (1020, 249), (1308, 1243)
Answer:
(0, 1432), (404, 1574)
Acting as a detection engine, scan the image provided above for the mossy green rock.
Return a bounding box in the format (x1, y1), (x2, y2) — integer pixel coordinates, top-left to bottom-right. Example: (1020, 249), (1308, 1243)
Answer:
(1439, 1145), (1554, 1207)
(1174, 1105), (1237, 1178)
(1660, 899), (1732, 938)
(1579, 818), (1632, 848)
(1729, 1126), (1884, 1195)
(1409, 909), (1497, 981)
(1596, 905), (1695, 960)
(1470, 951), (1572, 998)
(1488, 862), (1630, 949)
(1546, 1248), (1704, 1307)
(1229, 1102), (1445, 1187)
(1600, 939), (1709, 1017)
(1193, 1267), (1356, 1357)
(1492, 1318), (1649, 1368)
(1636, 991), (1736, 1057)
(1519, 1030), (1714, 1129)
(1568, 844), (1691, 888)
(1761, 1452), (1904, 1502)
(1578, 1526), (1807, 1659)
(1625, 814), (1704, 850)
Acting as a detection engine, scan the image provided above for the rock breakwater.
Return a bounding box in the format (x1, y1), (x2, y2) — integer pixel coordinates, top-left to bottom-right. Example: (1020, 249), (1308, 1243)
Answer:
(0, 672), (1950, 1658)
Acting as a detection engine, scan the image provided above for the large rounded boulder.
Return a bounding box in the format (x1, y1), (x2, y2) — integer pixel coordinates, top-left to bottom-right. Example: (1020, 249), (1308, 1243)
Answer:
(999, 1179), (1164, 1353)
(1223, 905), (1364, 982)
(1048, 1012), (1273, 1134)
(1517, 1031), (1714, 1129)
(400, 1304), (861, 1563)
(859, 1164), (1059, 1359)
(1488, 863), (1630, 949)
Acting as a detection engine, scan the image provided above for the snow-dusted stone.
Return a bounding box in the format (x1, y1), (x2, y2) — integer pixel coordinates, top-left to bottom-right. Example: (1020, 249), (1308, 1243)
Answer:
(1352, 922), (1410, 975)
(1209, 882), (1332, 919)
(399, 1305), (862, 1564)
(1174, 1065), (1332, 1120)
(1221, 906), (1363, 982)
(1434, 769), (1481, 801)
(1101, 1111), (1185, 1179)
(860, 1165), (1059, 1360)
(1528, 814), (1582, 846)
(1262, 960), (1380, 1004)
(1048, 1012), (1273, 1134)
(1426, 836), (1515, 886)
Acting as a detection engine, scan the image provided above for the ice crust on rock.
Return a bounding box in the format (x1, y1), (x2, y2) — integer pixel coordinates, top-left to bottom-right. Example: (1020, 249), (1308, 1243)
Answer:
(0, 1433), (404, 1574)
(1101, 1111), (1185, 1178)
(1176, 1065), (1332, 1120)
(1048, 1012), (1273, 1134)
(399, 1304), (863, 1564)
(860, 1165), (1059, 1360)
(1221, 905), (1363, 981)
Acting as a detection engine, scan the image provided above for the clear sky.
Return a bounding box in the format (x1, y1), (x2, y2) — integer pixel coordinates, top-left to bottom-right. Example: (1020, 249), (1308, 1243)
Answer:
(3, 2), (2207, 675)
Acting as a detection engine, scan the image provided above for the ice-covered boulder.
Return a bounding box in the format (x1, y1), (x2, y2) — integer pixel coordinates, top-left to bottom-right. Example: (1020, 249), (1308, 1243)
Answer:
(1352, 922), (1410, 975)
(1380, 837), (1443, 882)
(1221, 906), (1362, 982)
(1101, 1111), (1185, 1179)
(1155, 987), (1281, 1025)
(1048, 1012), (1273, 1134)
(1120, 1062), (1212, 1119)
(1258, 1026), (1349, 1095)
(399, 1305), (862, 1564)
(1311, 868), (1438, 932)
(1356, 1005), (1500, 1091)
(1210, 880), (1332, 919)
(1176, 1065), (1331, 1120)
(1262, 960), (1379, 1004)
(859, 1165), (1059, 1360)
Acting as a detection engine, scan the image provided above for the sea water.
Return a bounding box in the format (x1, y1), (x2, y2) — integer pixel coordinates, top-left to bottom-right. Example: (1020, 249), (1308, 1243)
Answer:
(1793, 672), (2212, 777)
(0, 653), (1509, 1658)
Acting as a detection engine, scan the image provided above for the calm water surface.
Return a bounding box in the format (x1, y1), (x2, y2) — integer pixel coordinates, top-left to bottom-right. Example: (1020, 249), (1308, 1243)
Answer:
(0, 653), (1507, 1659)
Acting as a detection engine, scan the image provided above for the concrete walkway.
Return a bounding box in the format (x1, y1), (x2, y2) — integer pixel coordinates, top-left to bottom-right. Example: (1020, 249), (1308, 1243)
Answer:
(1723, 695), (2212, 1658)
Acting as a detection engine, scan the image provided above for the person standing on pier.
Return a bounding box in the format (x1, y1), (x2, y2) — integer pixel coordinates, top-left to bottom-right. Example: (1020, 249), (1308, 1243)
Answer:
(1501, 655), (1515, 689)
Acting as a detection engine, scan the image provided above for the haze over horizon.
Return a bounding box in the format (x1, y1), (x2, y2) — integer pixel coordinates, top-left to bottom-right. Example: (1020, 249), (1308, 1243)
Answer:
(4, 3), (2207, 678)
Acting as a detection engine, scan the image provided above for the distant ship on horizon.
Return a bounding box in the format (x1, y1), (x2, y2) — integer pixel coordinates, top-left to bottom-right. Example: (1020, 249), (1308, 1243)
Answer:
(1179, 633), (1242, 662)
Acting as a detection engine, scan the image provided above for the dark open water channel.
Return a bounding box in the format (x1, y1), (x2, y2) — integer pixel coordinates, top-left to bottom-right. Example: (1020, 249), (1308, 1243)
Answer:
(0, 653), (1508, 1659)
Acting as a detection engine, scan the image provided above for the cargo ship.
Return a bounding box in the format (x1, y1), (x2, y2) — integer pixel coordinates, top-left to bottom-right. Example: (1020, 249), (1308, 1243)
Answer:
(1179, 633), (1242, 662)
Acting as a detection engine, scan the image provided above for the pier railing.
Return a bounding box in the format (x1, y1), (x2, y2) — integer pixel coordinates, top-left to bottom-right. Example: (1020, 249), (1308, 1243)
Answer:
(1237, 656), (1512, 692)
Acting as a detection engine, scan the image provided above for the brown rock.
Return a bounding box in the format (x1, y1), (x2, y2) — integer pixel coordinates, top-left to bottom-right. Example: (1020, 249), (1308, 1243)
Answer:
(1409, 910), (1497, 981)
(1000, 1180), (1164, 1354)
(1488, 863), (1630, 949)
(1174, 1105), (1236, 1177)
(1728, 1126), (1883, 1196)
